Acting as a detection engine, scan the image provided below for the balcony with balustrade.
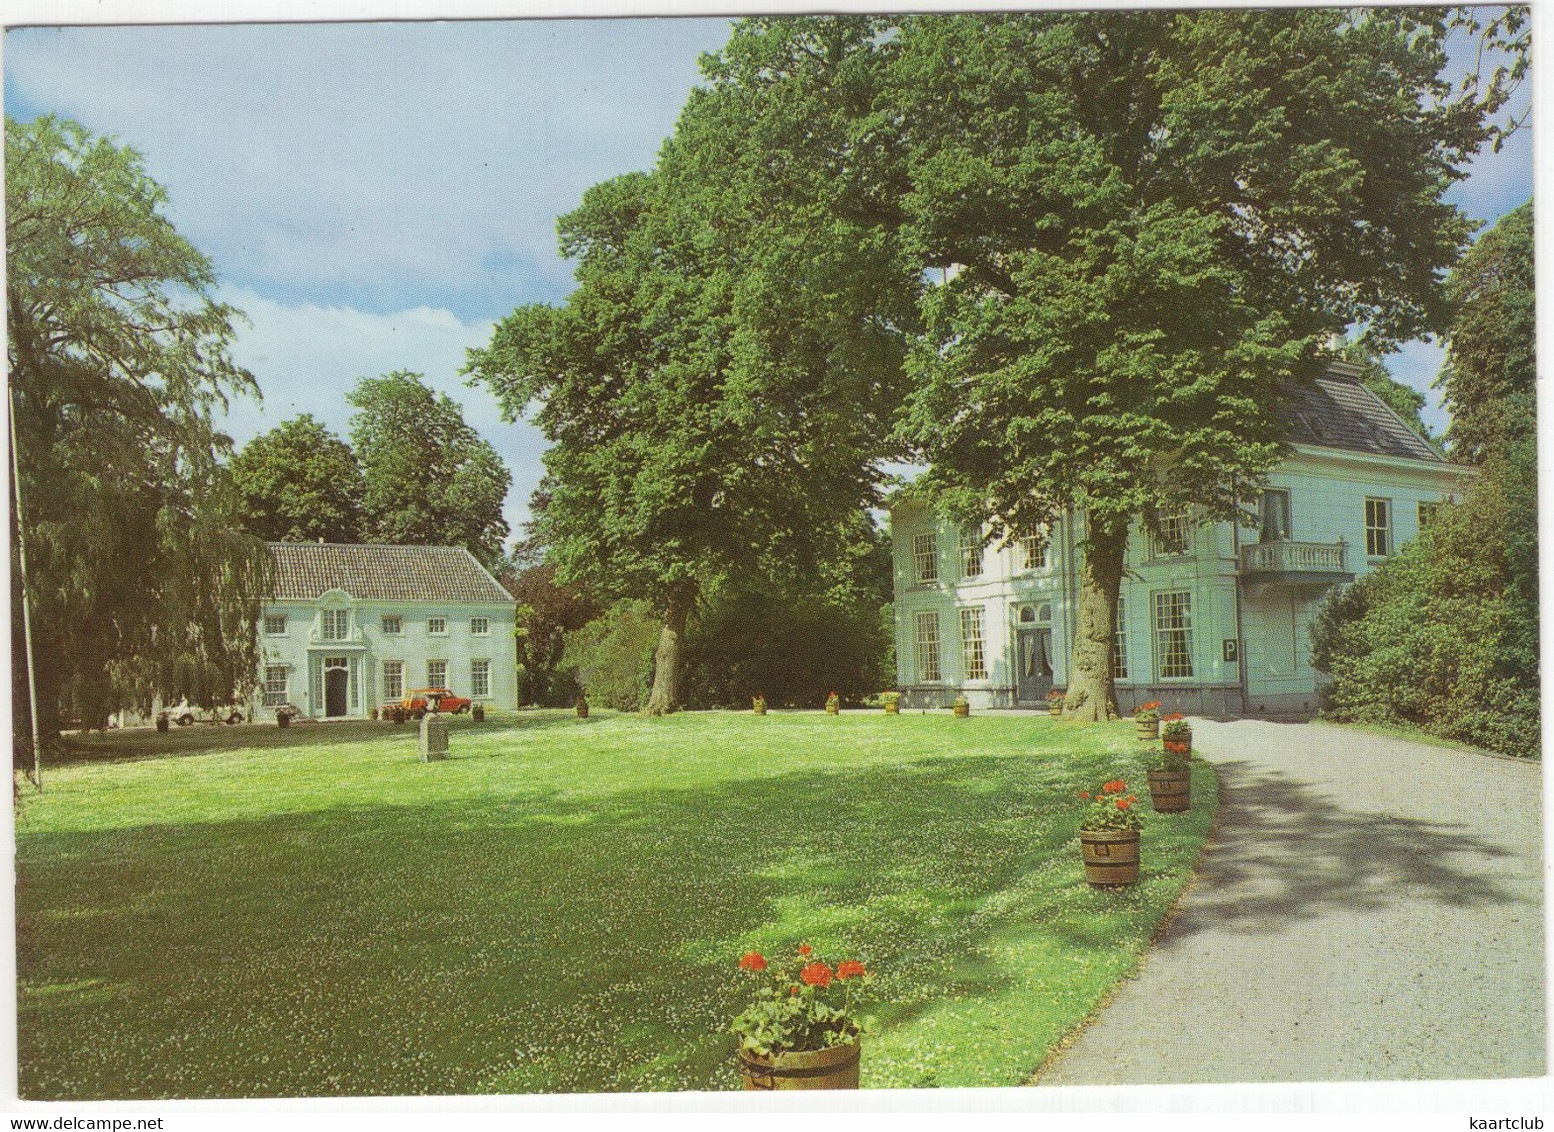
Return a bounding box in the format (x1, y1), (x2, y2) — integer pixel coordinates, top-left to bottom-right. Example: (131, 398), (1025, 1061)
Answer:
(1238, 539), (1354, 587)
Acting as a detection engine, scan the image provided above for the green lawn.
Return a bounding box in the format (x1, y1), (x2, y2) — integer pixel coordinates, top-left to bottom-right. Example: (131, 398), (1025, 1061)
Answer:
(17, 710), (1216, 1098)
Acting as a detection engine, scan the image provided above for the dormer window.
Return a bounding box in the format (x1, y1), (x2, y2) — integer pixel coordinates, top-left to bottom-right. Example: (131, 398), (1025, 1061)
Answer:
(321, 609), (350, 641)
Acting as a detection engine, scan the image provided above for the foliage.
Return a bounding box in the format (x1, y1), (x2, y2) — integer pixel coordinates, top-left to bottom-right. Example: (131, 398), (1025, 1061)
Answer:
(751, 695), (766, 711)
(1133, 702), (1161, 722)
(880, 692), (900, 706)
(465, 17), (919, 713)
(1146, 746), (1191, 773)
(1312, 200), (1537, 759)
(1436, 200), (1535, 464)
(19, 712), (1215, 1096)
(679, 512), (894, 709)
(1161, 716), (1192, 751)
(6, 115), (271, 733)
(227, 414), (367, 543)
(347, 371), (510, 570)
(1077, 779), (1143, 832)
(731, 945), (870, 1056)
(499, 548), (602, 707)
(560, 600), (660, 711)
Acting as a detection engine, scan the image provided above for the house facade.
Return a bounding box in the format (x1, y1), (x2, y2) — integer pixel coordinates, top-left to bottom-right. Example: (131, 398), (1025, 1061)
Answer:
(890, 363), (1469, 719)
(250, 542), (517, 722)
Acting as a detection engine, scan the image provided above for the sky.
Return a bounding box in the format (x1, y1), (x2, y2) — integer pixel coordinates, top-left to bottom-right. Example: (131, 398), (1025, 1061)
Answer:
(3, 13), (1533, 542)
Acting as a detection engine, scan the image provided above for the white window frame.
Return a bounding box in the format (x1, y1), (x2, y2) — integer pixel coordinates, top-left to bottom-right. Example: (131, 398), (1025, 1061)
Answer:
(1113, 596), (1129, 682)
(959, 606), (988, 681)
(381, 615), (402, 635)
(470, 617), (489, 636)
(912, 532), (939, 585)
(263, 665), (289, 706)
(382, 660), (404, 702)
(427, 659), (448, 688)
(321, 608), (350, 641)
(915, 611), (942, 683)
(1153, 590), (1194, 680)
(1365, 497), (1392, 558)
(470, 659), (491, 698)
(264, 614), (287, 637)
(959, 528), (983, 579)
(427, 616), (448, 636)
(1152, 513), (1189, 558)
(1019, 531), (1047, 571)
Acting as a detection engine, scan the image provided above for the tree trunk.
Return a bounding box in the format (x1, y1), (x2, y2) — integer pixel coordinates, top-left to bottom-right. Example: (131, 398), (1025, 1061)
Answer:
(1064, 513), (1127, 722)
(643, 584), (696, 716)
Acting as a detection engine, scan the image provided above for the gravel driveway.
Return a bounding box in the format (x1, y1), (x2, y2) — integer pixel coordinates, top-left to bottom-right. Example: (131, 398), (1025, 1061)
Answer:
(1036, 719), (1544, 1085)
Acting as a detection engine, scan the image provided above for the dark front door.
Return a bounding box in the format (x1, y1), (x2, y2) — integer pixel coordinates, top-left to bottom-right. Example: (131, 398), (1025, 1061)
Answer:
(1016, 627), (1053, 703)
(325, 666), (348, 717)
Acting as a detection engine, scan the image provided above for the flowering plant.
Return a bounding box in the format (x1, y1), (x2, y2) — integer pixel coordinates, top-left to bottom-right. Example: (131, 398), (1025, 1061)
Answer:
(826, 691), (840, 708)
(1147, 744), (1191, 772)
(1077, 779), (1143, 832)
(752, 695), (766, 710)
(952, 693), (968, 707)
(1047, 689), (1065, 703)
(1161, 715), (1191, 753)
(880, 691), (900, 705)
(731, 945), (871, 1056)
(1134, 701), (1162, 722)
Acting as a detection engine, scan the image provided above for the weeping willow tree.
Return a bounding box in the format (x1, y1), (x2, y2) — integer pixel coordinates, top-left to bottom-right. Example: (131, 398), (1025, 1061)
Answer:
(7, 115), (271, 741)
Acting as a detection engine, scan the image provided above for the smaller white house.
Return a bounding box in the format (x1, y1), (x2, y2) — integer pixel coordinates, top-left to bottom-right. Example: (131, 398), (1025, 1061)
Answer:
(251, 542), (517, 722)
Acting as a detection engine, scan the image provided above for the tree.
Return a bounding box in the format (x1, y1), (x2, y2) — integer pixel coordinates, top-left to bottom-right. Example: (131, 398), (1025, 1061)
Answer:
(466, 18), (918, 714)
(6, 115), (271, 738)
(228, 414), (366, 543)
(886, 9), (1505, 719)
(1313, 198), (1538, 756)
(1435, 200), (1535, 463)
(347, 371), (511, 569)
(499, 543), (602, 707)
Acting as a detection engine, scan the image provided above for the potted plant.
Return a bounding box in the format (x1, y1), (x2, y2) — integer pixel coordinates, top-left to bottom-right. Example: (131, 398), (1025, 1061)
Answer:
(1134, 701), (1161, 741)
(752, 694), (767, 716)
(1047, 689), (1065, 718)
(881, 692), (900, 715)
(1145, 744), (1192, 813)
(472, 703), (485, 722)
(1161, 714), (1192, 755)
(575, 692), (590, 719)
(952, 694), (970, 718)
(825, 691), (841, 715)
(732, 945), (870, 1090)
(1076, 779), (1142, 887)
(276, 704), (296, 730)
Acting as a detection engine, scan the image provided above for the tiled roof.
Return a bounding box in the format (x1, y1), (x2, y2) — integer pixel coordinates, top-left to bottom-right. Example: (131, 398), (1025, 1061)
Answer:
(1282, 363), (1443, 462)
(267, 543), (513, 603)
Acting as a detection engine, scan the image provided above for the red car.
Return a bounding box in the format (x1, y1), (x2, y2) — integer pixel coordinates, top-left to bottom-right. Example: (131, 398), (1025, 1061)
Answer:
(397, 687), (472, 719)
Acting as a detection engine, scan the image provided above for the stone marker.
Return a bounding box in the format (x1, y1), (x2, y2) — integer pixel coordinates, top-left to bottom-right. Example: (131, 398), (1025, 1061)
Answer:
(419, 711), (449, 762)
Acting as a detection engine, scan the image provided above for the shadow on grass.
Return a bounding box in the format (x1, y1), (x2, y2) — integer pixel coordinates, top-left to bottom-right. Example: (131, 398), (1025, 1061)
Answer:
(47, 712), (587, 767)
(1151, 761), (1527, 942)
(16, 750), (1145, 1100)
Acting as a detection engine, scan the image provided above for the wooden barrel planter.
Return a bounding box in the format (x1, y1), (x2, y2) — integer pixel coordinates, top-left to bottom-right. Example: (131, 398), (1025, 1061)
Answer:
(1147, 768), (1191, 813)
(753, 704), (767, 716)
(952, 702), (970, 717)
(576, 700), (590, 719)
(1048, 702), (1063, 719)
(826, 703), (840, 715)
(738, 1041), (861, 1091)
(1079, 828), (1140, 887)
(1136, 719), (1159, 741)
(883, 701), (900, 715)
(472, 704), (485, 723)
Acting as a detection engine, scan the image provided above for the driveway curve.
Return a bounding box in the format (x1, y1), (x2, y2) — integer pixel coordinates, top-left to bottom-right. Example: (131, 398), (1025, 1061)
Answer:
(1037, 719), (1544, 1085)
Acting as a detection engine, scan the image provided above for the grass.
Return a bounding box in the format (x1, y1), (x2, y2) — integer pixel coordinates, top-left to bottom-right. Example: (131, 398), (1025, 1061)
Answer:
(17, 709), (1217, 1098)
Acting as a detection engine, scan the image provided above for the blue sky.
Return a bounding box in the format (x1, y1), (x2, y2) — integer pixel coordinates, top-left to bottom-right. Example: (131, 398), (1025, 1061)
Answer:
(4, 16), (1532, 538)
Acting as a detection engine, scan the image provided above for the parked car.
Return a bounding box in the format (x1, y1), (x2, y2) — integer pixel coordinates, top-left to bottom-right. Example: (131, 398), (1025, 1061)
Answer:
(397, 687), (472, 719)
(157, 700), (245, 727)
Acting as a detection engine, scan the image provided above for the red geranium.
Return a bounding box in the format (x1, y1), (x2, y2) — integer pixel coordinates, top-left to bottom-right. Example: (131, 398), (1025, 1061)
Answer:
(1117, 798), (1131, 810)
(1077, 791), (1091, 799)
(1162, 712), (1185, 721)
(738, 951), (767, 971)
(798, 944), (812, 956)
(1103, 780), (1127, 794)
(836, 960), (866, 980)
(1164, 741), (1190, 755)
(800, 961), (834, 988)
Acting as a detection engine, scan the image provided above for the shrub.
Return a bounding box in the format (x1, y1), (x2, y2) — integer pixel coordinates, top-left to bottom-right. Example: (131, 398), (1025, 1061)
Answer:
(561, 600), (661, 712)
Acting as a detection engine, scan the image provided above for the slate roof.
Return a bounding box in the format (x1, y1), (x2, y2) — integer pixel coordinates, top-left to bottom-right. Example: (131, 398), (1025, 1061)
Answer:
(1282, 362), (1443, 462)
(267, 543), (513, 603)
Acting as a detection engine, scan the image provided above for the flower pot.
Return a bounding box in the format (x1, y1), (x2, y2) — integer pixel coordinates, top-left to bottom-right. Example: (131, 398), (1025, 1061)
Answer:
(1135, 719), (1159, 741)
(883, 702), (899, 715)
(276, 713), (290, 730)
(826, 703), (840, 715)
(1079, 828), (1140, 887)
(472, 704), (485, 722)
(156, 717), (169, 733)
(576, 702), (590, 719)
(753, 704), (767, 715)
(1147, 768), (1191, 813)
(738, 1040), (861, 1091)
(952, 702), (969, 717)
(1048, 703), (1062, 719)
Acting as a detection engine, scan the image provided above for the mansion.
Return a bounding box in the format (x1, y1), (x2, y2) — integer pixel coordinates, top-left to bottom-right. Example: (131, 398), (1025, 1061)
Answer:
(890, 362), (1468, 719)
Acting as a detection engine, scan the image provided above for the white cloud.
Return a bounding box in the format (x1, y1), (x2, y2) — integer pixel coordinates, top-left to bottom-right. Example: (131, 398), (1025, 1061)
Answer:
(217, 286), (548, 536)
